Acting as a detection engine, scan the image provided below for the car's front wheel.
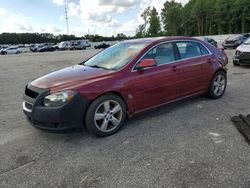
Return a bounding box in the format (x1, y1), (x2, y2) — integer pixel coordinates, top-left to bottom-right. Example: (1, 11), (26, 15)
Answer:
(85, 94), (126, 136)
(233, 62), (240, 66)
(208, 71), (227, 99)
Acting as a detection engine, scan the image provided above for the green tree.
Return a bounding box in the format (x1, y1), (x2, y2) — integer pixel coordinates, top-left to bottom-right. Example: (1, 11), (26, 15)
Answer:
(141, 6), (152, 36)
(148, 7), (161, 37)
(161, 0), (183, 36)
(135, 24), (145, 38)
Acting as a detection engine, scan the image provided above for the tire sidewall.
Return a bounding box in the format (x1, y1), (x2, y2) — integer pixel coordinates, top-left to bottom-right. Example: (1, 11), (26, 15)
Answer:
(209, 71), (227, 99)
(85, 94), (126, 137)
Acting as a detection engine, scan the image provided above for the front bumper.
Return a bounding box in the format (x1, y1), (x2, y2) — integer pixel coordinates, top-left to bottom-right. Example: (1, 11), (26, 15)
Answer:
(233, 53), (250, 65)
(223, 43), (240, 48)
(23, 84), (90, 131)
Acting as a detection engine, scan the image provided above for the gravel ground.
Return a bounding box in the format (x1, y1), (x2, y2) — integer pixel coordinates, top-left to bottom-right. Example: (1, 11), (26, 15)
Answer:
(0, 49), (250, 188)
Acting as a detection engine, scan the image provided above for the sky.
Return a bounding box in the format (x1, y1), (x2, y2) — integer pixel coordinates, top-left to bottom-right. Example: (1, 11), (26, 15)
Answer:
(0, 0), (188, 37)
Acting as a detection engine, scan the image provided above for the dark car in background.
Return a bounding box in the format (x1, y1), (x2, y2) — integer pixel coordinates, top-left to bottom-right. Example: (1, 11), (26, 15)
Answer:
(222, 34), (250, 49)
(203, 37), (218, 48)
(37, 44), (56, 52)
(94, 43), (110, 49)
(23, 37), (228, 136)
(30, 44), (55, 52)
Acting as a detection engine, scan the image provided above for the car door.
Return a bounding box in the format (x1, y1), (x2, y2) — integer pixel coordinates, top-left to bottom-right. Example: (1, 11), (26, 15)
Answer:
(174, 41), (208, 97)
(129, 42), (181, 112)
(8, 48), (14, 54)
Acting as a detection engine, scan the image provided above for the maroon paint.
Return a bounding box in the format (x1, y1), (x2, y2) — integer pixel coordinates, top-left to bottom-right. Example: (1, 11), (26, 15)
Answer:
(31, 37), (228, 117)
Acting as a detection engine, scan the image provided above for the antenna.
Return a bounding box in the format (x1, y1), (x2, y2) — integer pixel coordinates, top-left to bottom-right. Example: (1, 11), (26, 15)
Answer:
(65, 0), (69, 35)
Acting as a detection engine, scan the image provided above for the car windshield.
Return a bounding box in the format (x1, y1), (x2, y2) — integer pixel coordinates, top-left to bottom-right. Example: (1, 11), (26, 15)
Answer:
(84, 42), (147, 70)
(244, 38), (250, 45)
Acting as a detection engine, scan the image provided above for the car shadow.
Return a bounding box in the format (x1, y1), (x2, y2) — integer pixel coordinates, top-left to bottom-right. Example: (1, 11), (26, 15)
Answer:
(123, 95), (208, 130)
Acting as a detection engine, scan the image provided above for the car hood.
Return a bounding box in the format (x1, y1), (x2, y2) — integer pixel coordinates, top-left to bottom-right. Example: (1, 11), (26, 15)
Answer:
(237, 44), (250, 52)
(225, 37), (239, 41)
(31, 65), (113, 89)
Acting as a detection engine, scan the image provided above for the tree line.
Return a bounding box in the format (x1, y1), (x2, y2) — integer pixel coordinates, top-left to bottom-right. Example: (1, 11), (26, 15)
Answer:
(136, 0), (250, 38)
(0, 32), (129, 45)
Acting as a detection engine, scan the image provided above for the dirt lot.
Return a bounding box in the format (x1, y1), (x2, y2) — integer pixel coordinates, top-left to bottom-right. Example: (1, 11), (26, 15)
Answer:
(0, 49), (250, 188)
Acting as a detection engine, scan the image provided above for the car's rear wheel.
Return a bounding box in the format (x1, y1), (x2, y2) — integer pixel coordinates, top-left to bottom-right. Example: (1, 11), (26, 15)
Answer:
(85, 94), (126, 136)
(208, 71), (227, 99)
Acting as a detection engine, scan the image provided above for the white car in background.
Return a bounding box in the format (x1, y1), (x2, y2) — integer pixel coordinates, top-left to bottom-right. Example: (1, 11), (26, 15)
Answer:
(0, 46), (8, 53)
(1, 47), (22, 55)
(233, 38), (250, 66)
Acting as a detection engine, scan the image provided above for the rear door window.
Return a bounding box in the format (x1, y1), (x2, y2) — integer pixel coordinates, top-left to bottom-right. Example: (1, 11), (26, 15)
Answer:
(176, 42), (203, 59)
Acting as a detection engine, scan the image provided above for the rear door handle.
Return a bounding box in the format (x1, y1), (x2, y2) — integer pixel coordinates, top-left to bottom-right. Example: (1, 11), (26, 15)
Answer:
(172, 65), (178, 71)
(207, 58), (212, 63)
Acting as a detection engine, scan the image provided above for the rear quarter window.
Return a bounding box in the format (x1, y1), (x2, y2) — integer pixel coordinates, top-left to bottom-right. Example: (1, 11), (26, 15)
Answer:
(199, 43), (210, 55)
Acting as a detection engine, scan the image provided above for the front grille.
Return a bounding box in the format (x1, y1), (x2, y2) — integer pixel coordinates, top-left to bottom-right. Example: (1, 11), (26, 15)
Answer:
(225, 41), (235, 44)
(25, 86), (39, 99)
(241, 52), (250, 58)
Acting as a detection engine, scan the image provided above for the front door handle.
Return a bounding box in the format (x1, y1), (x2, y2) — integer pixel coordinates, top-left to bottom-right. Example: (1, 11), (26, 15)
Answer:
(207, 58), (212, 63)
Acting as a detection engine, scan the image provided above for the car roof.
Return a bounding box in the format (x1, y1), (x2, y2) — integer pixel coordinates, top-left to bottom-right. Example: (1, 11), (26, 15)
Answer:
(121, 36), (201, 45)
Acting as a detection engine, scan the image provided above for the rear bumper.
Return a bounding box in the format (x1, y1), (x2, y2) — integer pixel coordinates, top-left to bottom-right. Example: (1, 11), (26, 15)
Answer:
(23, 85), (90, 131)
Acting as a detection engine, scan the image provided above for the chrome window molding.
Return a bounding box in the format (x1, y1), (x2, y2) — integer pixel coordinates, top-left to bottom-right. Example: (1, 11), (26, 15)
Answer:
(131, 40), (212, 72)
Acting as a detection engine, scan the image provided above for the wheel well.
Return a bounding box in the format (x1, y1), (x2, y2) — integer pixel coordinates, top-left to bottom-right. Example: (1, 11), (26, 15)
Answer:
(91, 91), (129, 114)
(215, 68), (226, 74)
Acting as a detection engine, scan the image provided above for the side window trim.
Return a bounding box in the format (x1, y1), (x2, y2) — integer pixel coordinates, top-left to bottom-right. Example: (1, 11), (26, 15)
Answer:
(133, 41), (177, 70)
(174, 41), (211, 61)
(198, 43), (210, 55)
(132, 40), (212, 72)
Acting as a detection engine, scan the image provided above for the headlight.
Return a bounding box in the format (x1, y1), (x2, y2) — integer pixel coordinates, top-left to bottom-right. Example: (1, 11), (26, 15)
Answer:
(235, 40), (241, 44)
(235, 50), (242, 56)
(44, 90), (76, 107)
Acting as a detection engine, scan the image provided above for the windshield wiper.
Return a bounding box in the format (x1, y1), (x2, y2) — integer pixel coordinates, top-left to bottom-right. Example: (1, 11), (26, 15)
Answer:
(86, 65), (109, 70)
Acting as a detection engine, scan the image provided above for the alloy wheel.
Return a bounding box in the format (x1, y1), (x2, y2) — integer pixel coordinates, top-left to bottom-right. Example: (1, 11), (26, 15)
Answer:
(213, 74), (226, 96)
(94, 100), (123, 132)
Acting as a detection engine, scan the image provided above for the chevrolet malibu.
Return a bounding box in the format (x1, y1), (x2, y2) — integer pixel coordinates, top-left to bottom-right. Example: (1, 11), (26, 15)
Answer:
(23, 37), (228, 136)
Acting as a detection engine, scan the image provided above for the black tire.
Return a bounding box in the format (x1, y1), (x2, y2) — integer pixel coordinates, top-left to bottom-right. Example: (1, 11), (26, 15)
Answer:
(207, 71), (227, 99)
(233, 62), (240, 66)
(85, 94), (126, 137)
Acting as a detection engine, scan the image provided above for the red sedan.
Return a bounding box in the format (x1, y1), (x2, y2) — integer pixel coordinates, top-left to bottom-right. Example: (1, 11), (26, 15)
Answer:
(23, 37), (228, 136)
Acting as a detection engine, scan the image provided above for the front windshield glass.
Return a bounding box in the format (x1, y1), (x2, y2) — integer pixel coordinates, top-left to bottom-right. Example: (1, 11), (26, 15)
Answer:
(84, 42), (147, 70)
(244, 38), (250, 45)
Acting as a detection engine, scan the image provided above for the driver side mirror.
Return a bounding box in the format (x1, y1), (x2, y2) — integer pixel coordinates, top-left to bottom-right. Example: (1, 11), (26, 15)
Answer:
(137, 59), (157, 70)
